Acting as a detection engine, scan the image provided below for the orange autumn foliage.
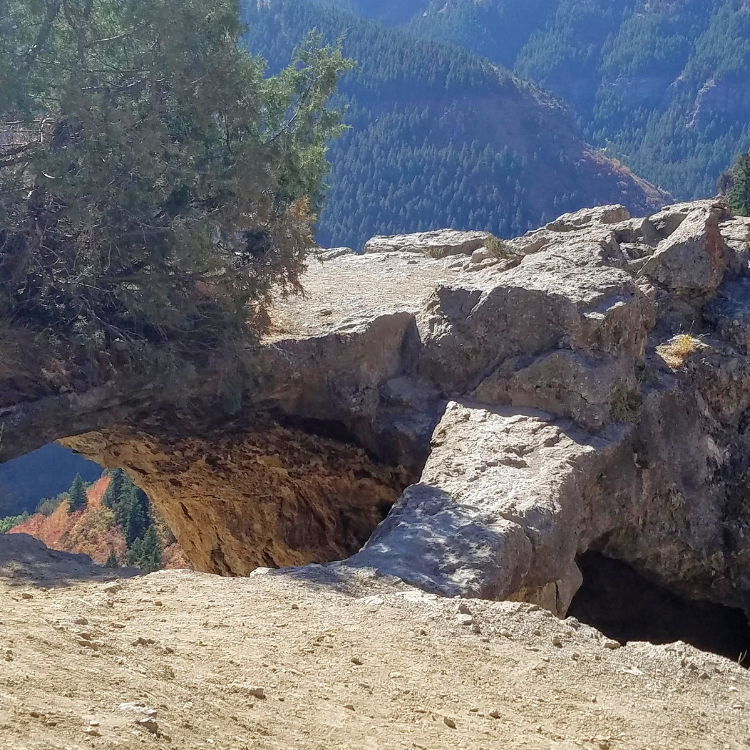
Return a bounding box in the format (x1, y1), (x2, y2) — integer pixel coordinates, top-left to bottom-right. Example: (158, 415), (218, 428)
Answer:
(9, 475), (190, 569)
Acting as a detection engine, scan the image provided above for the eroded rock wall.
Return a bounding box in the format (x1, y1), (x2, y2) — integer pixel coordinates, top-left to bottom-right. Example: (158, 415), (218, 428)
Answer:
(265, 200), (750, 618)
(6, 199), (750, 623)
(63, 422), (406, 575)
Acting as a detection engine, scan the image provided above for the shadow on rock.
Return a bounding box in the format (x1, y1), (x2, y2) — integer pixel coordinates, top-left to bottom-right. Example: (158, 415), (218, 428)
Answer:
(0, 533), (141, 588)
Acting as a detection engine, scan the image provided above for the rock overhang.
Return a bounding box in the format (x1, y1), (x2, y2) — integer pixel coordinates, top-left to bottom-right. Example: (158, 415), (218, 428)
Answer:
(5, 200), (750, 625)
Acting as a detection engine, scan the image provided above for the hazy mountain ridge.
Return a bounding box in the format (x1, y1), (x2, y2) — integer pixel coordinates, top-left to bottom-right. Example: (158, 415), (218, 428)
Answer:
(322, 0), (750, 201)
(243, 0), (667, 248)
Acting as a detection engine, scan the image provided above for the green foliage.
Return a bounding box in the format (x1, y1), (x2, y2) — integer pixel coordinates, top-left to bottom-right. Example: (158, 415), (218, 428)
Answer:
(727, 153), (750, 216)
(610, 391), (643, 425)
(344, 0), (750, 202)
(485, 235), (512, 258)
(103, 469), (149, 547)
(128, 525), (162, 573)
(103, 468), (169, 571)
(104, 549), (120, 569)
(0, 0), (350, 358)
(243, 0), (635, 249)
(35, 493), (65, 516)
(404, 0), (556, 70)
(0, 511), (29, 533)
(67, 474), (87, 513)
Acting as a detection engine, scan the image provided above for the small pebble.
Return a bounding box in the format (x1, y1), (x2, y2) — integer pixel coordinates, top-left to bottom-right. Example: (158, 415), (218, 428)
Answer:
(443, 716), (456, 729)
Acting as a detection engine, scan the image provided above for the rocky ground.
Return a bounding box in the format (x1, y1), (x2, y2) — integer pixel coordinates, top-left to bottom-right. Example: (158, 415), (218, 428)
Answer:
(1, 534), (749, 750)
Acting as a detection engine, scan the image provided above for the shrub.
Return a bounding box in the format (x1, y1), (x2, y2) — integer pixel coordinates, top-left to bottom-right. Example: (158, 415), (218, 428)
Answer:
(0, 512), (29, 534)
(610, 391), (643, 424)
(0, 0), (351, 371)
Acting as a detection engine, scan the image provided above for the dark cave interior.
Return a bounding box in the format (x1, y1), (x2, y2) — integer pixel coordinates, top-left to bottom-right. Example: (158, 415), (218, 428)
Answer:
(568, 552), (750, 665)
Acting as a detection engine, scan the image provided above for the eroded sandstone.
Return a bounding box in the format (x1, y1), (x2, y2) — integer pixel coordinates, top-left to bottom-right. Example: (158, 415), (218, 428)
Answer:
(5, 200), (750, 628)
(62, 421), (406, 575)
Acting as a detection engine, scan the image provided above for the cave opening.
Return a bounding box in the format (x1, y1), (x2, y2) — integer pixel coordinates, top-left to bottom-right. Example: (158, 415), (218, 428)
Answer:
(568, 551), (750, 665)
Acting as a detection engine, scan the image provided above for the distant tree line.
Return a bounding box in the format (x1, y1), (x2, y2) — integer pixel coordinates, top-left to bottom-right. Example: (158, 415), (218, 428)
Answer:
(325, 0), (750, 202)
(243, 0), (642, 250)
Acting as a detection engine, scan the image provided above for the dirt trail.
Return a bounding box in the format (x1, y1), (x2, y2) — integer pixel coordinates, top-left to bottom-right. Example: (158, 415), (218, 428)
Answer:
(1, 536), (749, 750)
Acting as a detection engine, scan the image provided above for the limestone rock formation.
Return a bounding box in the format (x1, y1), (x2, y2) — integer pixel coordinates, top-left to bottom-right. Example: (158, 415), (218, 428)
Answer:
(265, 199), (750, 618)
(364, 229), (492, 258)
(5, 199), (750, 627)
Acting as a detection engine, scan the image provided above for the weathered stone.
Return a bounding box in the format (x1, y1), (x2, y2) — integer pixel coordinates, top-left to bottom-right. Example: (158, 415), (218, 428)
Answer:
(472, 350), (635, 431)
(8, 199), (750, 631)
(705, 278), (750, 354)
(416, 233), (653, 408)
(137, 717), (160, 734)
(641, 206), (729, 297)
(345, 402), (632, 615)
(648, 200), (730, 240)
(544, 205), (630, 232)
(364, 229), (492, 258)
(718, 216), (750, 269)
(63, 423), (405, 576)
(314, 247), (355, 262)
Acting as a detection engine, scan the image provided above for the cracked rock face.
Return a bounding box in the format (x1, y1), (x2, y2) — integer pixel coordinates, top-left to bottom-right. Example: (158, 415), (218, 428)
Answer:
(5, 200), (750, 622)
(264, 199), (750, 618)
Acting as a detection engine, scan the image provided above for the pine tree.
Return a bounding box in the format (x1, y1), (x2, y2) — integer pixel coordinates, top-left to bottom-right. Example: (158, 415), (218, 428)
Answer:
(104, 550), (120, 569)
(103, 470), (125, 512)
(0, 0), (351, 354)
(121, 487), (149, 548)
(103, 469), (150, 546)
(728, 154), (750, 217)
(128, 526), (163, 573)
(67, 475), (87, 514)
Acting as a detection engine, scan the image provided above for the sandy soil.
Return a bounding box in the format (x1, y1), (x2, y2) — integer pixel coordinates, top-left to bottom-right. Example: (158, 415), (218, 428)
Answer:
(266, 251), (462, 339)
(1, 534), (749, 750)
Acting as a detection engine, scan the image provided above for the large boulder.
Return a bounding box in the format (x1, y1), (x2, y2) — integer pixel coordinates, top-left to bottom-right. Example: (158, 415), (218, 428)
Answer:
(544, 204), (630, 232)
(641, 205), (730, 297)
(416, 229), (654, 427)
(346, 401), (632, 614)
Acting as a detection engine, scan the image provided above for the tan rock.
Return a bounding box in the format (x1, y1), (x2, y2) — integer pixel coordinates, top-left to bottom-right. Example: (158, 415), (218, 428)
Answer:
(364, 229), (492, 258)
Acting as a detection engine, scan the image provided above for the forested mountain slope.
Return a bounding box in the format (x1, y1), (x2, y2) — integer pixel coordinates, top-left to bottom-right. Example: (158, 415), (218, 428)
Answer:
(363, 0), (750, 201)
(0, 444), (101, 518)
(3, 471), (190, 572)
(242, 0), (666, 249)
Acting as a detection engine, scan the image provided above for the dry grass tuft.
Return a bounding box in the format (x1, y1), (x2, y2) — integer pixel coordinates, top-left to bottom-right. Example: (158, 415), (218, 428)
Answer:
(657, 334), (700, 370)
